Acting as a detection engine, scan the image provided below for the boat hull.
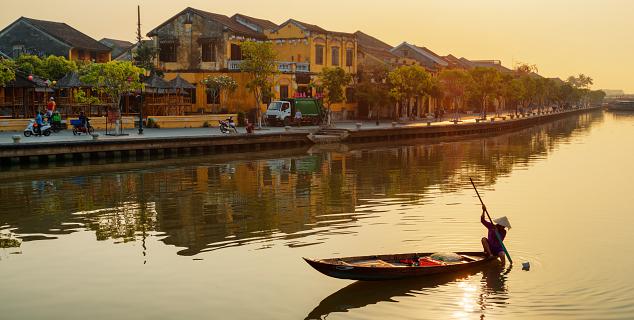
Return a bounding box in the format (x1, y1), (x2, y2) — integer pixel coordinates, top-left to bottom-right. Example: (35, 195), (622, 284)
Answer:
(304, 252), (498, 281)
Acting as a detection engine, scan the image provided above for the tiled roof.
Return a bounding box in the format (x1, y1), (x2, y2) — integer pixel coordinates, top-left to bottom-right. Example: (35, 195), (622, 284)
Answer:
(442, 54), (472, 69)
(147, 7), (266, 39)
(354, 31), (396, 61)
(99, 38), (134, 59)
(20, 17), (111, 52)
(231, 13), (278, 31)
(275, 19), (354, 37)
(468, 60), (513, 73)
(55, 72), (90, 88)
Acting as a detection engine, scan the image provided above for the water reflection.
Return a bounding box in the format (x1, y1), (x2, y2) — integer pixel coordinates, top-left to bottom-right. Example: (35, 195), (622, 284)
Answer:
(305, 264), (510, 320)
(0, 111), (603, 257)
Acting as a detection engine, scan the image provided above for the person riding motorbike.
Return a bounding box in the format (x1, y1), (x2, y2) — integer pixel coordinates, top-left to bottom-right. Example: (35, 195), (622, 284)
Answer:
(79, 112), (88, 129)
(35, 111), (44, 135)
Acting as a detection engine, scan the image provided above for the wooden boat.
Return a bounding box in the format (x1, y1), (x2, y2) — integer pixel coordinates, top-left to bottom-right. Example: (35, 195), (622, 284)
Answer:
(304, 251), (498, 281)
(607, 100), (634, 111)
(307, 128), (350, 144)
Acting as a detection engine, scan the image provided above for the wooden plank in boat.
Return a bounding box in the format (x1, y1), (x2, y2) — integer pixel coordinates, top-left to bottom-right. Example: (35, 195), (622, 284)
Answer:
(353, 259), (395, 268)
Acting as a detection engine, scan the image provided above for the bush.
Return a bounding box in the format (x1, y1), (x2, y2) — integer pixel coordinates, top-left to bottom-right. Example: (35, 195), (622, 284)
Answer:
(146, 118), (158, 128)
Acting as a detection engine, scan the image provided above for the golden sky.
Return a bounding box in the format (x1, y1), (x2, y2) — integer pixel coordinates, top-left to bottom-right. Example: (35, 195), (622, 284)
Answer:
(2, 0), (632, 92)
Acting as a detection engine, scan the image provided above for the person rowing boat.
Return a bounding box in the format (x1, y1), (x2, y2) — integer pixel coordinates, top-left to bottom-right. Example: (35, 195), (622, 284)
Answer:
(480, 205), (511, 266)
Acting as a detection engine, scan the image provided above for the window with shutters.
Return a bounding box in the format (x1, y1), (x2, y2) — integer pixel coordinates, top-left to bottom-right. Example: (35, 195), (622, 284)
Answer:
(201, 42), (217, 62)
(159, 42), (177, 62)
(345, 48), (353, 67)
(315, 45), (324, 65)
(331, 47), (340, 66)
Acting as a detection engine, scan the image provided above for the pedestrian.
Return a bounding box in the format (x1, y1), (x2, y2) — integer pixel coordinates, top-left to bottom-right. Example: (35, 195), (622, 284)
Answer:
(294, 109), (302, 127)
(46, 97), (56, 118)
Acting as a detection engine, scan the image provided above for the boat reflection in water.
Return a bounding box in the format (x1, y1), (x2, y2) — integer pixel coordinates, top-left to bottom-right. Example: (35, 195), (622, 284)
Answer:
(305, 264), (510, 320)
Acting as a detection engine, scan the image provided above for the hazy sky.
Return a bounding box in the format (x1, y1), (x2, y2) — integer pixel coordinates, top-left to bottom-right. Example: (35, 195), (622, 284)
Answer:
(2, 0), (632, 92)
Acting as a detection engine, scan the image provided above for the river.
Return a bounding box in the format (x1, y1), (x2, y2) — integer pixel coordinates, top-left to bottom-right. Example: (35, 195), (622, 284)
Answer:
(1, 110), (632, 320)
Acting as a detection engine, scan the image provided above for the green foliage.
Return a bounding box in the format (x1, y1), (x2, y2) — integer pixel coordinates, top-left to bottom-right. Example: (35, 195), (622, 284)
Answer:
(356, 62), (391, 116)
(320, 67), (353, 106)
(15, 54), (44, 76)
(75, 89), (101, 105)
(468, 67), (502, 113)
(41, 56), (77, 80)
(438, 69), (472, 112)
(240, 41), (278, 125)
(146, 118), (159, 128)
(0, 59), (16, 86)
(14, 55), (76, 80)
(388, 65), (432, 102)
(133, 41), (161, 76)
(80, 61), (145, 109)
(203, 74), (238, 108)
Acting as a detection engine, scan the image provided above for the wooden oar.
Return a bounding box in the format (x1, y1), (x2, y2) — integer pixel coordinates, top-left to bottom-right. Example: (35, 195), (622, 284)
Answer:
(469, 178), (513, 265)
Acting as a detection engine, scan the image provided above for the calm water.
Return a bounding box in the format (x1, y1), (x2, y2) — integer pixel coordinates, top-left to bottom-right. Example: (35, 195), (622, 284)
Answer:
(1, 110), (632, 320)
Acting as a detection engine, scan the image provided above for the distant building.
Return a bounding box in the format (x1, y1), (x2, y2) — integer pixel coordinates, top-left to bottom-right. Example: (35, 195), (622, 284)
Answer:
(390, 42), (448, 73)
(0, 17), (111, 62)
(99, 38), (134, 60)
(354, 30), (397, 67)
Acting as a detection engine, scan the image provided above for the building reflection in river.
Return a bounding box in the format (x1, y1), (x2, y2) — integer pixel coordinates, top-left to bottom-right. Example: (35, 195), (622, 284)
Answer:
(0, 112), (603, 256)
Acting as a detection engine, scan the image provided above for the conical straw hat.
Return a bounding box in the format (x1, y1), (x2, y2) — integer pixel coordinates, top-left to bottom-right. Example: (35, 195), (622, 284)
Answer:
(493, 216), (511, 229)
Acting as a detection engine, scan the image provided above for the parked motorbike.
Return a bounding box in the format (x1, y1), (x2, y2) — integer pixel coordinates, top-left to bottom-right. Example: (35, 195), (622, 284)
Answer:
(219, 118), (238, 134)
(24, 120), (51, 137)
(71, 118), (94, 135)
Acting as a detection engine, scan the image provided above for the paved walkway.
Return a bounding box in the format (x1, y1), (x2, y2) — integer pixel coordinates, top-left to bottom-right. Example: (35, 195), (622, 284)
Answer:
(0, 113), (523, 145)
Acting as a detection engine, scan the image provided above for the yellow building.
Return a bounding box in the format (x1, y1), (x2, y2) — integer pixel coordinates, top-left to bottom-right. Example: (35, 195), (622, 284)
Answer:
(146, 7), (358, 119)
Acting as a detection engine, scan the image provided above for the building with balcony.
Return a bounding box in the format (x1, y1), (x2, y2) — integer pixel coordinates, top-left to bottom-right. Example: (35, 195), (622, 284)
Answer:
(146, 7), (358, 117)
(0, 17), (111, 62)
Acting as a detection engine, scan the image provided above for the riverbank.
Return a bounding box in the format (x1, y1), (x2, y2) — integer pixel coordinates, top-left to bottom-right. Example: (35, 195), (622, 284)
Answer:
(0, 107), (600, 166)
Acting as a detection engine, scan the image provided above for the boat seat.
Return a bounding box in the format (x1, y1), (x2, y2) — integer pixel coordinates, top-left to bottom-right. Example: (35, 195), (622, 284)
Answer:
(460, 255), (481, 262)
(353, 259), (395, 268)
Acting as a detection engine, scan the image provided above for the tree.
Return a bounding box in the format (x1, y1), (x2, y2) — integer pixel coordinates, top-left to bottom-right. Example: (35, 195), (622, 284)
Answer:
(388, 65), (432, 119)
(0, 59), (16, 86)
(203, 74), (238, 112)
(438, 69), (472, 120)
(15, 54), (44, 76)
(502, 77), (526, 114)
(355, 61), (390, 122)
(133, 41), (161, 76)
(80, 61), (145, 134)
(567, 74), (593, 107)
(318, 67), (353, 125)
(468, 67), (502, 117)
(41, 55), (77, 80)
(14, 54), (76, 80)
(240, 41), (278, 128)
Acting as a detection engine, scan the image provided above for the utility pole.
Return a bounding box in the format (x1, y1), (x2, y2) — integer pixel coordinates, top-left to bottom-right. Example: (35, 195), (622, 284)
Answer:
(137, 5), (142, 43)
(137, 5), (144, 135)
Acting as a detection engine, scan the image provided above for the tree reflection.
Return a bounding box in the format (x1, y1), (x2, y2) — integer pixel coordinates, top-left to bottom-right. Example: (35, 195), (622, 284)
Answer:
(0, 112), (604, 256)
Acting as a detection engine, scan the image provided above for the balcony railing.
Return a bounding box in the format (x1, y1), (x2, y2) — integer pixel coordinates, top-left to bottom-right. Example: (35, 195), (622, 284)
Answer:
(227, 60), (310, 73)
(296, 62), (310, 73)
(227, 60), (242, 71)
(277, 62), (293, 73)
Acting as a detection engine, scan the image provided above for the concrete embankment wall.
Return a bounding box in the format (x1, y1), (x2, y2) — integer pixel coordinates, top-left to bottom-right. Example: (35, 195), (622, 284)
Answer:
(0, 107), (599, 166)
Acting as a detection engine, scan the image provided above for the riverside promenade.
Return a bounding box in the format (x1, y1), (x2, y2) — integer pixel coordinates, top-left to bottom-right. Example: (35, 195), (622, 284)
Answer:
(0, 107), (599, 165)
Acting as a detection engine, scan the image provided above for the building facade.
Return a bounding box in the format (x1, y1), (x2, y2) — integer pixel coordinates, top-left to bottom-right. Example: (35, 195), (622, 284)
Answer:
(0, 17), (111, 62)
(146, 7), (358, 118)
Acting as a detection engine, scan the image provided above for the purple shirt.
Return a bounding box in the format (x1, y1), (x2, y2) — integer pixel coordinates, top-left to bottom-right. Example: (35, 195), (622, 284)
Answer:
(482, 215), (507, 255)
